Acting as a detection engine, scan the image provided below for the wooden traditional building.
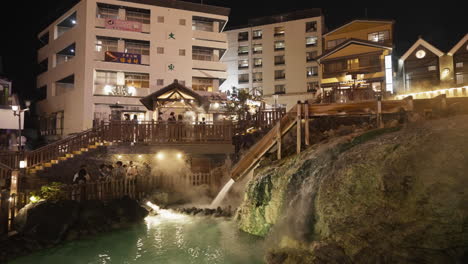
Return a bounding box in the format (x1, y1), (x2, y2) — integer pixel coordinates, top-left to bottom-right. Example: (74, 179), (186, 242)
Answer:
(449, 34), (468, 87)
(317, 20), (395, 103)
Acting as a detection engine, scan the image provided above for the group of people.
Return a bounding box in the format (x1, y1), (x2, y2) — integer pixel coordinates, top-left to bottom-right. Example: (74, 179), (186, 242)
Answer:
(72, 161), (150, 184)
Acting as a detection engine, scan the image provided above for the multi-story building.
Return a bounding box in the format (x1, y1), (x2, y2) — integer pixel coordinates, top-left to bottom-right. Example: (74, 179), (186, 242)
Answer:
(220, 9), (324, 110)
(399, 34), (468, 94)
(317, 20), (394, 103)
(36, 0), (229, 136)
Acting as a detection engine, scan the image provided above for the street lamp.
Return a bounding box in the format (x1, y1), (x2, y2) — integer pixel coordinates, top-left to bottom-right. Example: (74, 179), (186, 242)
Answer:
(11, 100), (30, 152)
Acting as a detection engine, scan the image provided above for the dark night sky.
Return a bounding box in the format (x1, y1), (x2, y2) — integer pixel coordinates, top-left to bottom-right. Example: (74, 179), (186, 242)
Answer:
(0, 1), (465, 100)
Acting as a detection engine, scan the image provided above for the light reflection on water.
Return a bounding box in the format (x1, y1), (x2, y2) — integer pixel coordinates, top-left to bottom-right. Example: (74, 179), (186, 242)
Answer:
(10, 210), (264, 264)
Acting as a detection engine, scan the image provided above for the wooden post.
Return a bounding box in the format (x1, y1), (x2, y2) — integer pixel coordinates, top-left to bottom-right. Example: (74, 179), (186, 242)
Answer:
(377, 95), (383, 128)
(440, 94), (447, 111)
(296, 101), (302, 154)
(304, 101), (310, 146)
(277, 121), (282, 160)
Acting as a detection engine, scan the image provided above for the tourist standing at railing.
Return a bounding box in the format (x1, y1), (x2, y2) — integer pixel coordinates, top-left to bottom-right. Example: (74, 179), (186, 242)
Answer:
(72, 169), (87, 201)
(113, 161), (125, 180)
(199, 117), (207, 141)
(132, 115), (139, 142)
(126, 161), (138, 180)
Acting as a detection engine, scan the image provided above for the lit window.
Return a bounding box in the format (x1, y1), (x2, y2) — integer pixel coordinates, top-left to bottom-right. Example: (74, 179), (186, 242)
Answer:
(253, 58), (262, 67)
(306, 66), (318, 77)
(238, 45), (249, 55)
(238, 73), (249, 83)
(253, 44), (262, 54)
(347, 59), (359, 70)
(428, 65), (437, 71)
(368, 31), (390, 43)
(306, 36), (317, 47)
(238, 59), (249, 69)
(253, 72), (262, 82)
(307, 82), (318, 93)
(456, 62), (463, 68)
(274, 26), (285, 36)
(274, 40), (285, 50)
(253, 30), (262, 39)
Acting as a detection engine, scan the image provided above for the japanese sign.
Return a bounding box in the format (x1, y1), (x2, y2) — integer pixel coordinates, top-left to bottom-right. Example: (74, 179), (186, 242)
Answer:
(105, 18), (142, 32)
(105, 51), (141, 65)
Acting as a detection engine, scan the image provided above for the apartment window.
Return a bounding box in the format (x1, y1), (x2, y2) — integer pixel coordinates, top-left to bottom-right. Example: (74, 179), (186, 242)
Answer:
(274, 26), (285, 36)
(306, 21), (317, 32)
(347, 59), (359, 70)
(307, 82), (319, 93)
(192, 18), (214, 32)
(39, 32), (49, 48)
(274, 40), (285, 51)
(125, 72), (149, 88)
(157, 16), (164, 23)
(193, 47), (213, 61)
(157, 79), (164, 86)
(253, 58), (262, 67)
(157, 47), (164, 54)
(275, 70), (285, 80)
(38, 85), (47, 100)
(456, 73), (464, 84)
(306, 36), (318, 47)
(252, 86), (263, 96)
(126, 9), (150, 24)
(238, 32), (248, 41)
(238, 59), (249, 69)
(96, 37), (118, 52)
(192, 78), (213, 91)
(253, 30), (262, 39)
(274, 55), (285, 65)
(253, 72), (263, 82)
(179, 49), (186, 56)
(38, 59), (48, 74)
(327, 38), (346, 49)
(275, 84), (285, 94)
(97, 4), (118, 19)
(428, 65), (437, 71)
(125, 40), (150, 55)
(306, 66), (318, 77)
(456, 62), (463, 68)
(368, 31), (390, 43)
(238, 73), (249, 83)
(253, 44), (263, 54)
(306, 51), (318, 62)
(95, 70), (117, 86)
(238, 45), (249, 55)
(179, 19), (186, 25)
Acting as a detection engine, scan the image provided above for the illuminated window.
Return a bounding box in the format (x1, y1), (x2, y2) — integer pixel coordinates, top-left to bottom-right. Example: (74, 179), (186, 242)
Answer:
(192, 78), (213, 91)
(238, 73), (249, 83)
(125, 72), (149, 88)
(368, 31), (390, 43)
(238, 45), (249, 55)
(125, 40), (150, 55)
(274, 26), (285, 36)
(238, 59), (249, 69)
(428, 65), (437, 71)
(253, 44), (262, 54)
(306, 36), (318, 47)
(307, 82), (318, 93)
(306, 66), (318, 77)
(253, 30), (262, 39)
(253, 72), (262, 82)
(96, 37), (118, 52)
(274, 40), (285, 50)
(347, 58), (359, 70)
(456, 62), (463, 68)
(253, 58), (262, 67)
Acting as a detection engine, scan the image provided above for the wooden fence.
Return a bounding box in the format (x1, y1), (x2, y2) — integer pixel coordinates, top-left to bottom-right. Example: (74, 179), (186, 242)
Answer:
(236, 108), (286, 133)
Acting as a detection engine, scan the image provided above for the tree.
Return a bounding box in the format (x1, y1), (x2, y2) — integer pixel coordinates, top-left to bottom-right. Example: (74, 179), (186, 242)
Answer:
(225, 87), (262, 120)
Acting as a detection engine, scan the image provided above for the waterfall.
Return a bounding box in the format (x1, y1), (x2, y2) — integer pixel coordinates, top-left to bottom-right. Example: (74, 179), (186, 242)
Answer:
(210, 179), (235, 208)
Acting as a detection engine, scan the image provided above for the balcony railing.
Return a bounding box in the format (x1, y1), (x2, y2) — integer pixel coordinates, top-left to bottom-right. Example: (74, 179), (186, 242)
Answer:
(192, 54), (214, 61)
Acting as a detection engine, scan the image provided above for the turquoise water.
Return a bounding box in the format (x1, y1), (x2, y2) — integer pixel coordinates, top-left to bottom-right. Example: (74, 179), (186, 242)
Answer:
(11, 210), (265, 264)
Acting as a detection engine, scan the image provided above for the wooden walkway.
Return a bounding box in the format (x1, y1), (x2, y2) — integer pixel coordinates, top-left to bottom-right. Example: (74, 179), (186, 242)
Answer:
(231, 95), (466, 182)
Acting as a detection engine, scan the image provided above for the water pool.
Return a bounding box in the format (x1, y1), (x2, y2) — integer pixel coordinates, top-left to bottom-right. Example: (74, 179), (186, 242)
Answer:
(10, 210), (265, 264)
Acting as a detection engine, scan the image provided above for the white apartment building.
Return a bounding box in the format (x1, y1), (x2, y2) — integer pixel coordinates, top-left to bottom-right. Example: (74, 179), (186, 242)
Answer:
(36, 0), (229, 136)
(220, 9), (324, 110)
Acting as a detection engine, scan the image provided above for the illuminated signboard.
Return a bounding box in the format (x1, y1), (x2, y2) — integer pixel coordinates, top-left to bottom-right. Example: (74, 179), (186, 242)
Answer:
(105, 51), (141, 65)
(105, 18), (142, 32)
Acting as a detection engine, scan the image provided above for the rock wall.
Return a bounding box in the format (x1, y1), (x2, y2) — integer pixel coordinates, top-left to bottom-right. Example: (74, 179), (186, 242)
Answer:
(236, 115), (468, 263)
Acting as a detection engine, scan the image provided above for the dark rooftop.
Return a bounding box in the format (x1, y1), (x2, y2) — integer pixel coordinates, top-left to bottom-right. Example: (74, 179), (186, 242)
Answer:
(122, 0), (230, 16)
(226, 8), (322, 30)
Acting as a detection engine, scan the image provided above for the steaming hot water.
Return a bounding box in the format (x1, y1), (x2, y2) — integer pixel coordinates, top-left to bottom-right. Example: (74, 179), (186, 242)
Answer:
(11, 202), (264, 264)
(210, 178), (235, 208)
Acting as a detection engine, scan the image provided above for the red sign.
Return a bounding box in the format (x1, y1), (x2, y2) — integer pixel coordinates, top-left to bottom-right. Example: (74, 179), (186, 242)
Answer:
(105, 18), (142, 32)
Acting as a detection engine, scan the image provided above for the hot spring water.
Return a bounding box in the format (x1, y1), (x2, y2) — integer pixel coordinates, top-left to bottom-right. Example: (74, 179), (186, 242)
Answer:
(210, 178), (235, 208)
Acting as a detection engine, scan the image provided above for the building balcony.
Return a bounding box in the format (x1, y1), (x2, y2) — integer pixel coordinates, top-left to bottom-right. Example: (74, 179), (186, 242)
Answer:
(192, 60), (226, 72)
(192, 30), (227, 43)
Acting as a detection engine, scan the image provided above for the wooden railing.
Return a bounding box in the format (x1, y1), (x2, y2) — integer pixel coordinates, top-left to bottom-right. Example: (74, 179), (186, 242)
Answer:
(236, 108), (286, 133)
(103, 121), (233, 144)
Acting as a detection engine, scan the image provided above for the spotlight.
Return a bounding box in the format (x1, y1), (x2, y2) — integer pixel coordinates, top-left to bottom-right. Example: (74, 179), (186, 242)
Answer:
(29, 196), (39, 203)
(71, 19), (76, 24)
(176, 153), (183, 159)
(156, 153), (164, 160)
(138, 155), (142, 158)
(118, 155), (122, 159)
(19, 160), (27, 169)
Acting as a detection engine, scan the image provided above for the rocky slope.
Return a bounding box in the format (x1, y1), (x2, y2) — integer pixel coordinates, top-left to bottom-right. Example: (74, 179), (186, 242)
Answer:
(236, 115), (468, 263)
